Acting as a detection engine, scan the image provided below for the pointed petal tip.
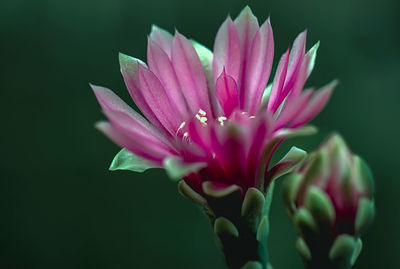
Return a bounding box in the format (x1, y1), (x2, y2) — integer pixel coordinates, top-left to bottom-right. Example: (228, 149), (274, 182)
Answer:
(94, 120), (110, 131)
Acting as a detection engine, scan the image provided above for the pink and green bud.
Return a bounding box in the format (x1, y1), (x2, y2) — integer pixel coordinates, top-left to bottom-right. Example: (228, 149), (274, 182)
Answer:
(283, 134), (375, 268)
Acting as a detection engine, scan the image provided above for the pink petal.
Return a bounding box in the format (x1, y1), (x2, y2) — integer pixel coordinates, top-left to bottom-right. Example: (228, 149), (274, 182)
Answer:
(274, 89), (314, 130)
(291, 80), (337, 127)
(119, 53), (169, 136)
(246, 113), (273, 187)
(274, 31), (307, 112)
(267, 49), (290, 112)
(215, 69), (239, 117)
(138, 65), (183, 135)
(95, 121), (172, 164)
(212, 16), (241, 84)
(241, 19), (274, 114)
(171, 31), (212, 116)
(234, 6), (259, 107)
(147, 38), (191, 118)
(103, 110), (175, 154)
(149, 25), (173, 57)
(91, 84), (176, 150)
(91, 84), (167, 140)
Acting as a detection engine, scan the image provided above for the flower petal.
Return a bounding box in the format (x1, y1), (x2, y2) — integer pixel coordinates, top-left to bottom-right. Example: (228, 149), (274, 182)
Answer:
(213, 16), (241, 84)
(274, 31), (307, 112)
(119, 53), (169, 136)
(149, 25), (173, 57)
(242, 19), (274, 114)
(274, 89), (314, 130)
(267, 49), (290, 112)
(291, 80), (337, 127)
(95, 121), (172, 163)
(91, 84), (169, 142)
(138, 64), (183, 135)
(234, 6), (259, 106)
(147, 38), (190, 119)
(215, 69), (239, 117)
(172, 31), (212, 116)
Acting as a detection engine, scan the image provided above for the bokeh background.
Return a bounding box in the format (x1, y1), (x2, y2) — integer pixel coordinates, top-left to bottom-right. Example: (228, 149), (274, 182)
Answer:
(2, 0), (399, 268)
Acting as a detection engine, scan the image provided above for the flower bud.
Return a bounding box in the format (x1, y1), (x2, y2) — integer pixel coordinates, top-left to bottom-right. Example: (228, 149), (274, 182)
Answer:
(283, 134), (375, 268)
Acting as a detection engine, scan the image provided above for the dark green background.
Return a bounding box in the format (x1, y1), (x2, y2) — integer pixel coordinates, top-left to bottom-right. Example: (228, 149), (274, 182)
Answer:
(2, 0), (399, 268)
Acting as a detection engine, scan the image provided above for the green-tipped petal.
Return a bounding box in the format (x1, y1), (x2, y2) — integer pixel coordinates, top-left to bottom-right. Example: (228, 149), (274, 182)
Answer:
(295, 237), (312, 261)
(293, 207), (318, 234)
(163, 157), (206, 180)
(109, 148), (158, 173)
(355, 155), (375, 196)
(355, 198), (375, 235)
(214, 217), (239, 238)
(241, 188), (265, 231)
(177, 180), (207, 206)
(241, 261), (263, 269)
(329, 234), (356, 261)
(202, 181), (242, 198)
(256, 216), (269, 241)
(306, 41), (320, 78)
(305, 186), (335, 224)
(269, 147), (307, 181)
(282, 174), (302, 213)
(350, 238), (363, 266)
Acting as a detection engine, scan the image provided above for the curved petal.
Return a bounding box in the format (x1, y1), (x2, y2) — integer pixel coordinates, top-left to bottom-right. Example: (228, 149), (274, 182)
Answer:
(138, 65), (183, 135)
(95, 121), (173, 164)
(149, 25), (173, 57)
(242, 19), (274, 114)
(212, 16), (241, 84)
(291, 80), (337, 127)
(267, 49), (289, 112)
(234, 6), (259, 106)
(119, 53), (169, 136)
(172, 31), (212, 116)
(215, 69), (239, 117)
(274, 31), (307, 112)
(147, 38), (190, 119)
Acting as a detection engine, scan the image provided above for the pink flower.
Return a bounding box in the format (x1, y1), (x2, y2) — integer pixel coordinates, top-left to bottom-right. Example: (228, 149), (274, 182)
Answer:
(92, 7), (336, 197)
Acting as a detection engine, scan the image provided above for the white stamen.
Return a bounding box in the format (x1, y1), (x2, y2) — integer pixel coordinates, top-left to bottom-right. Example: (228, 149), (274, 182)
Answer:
(218, 116), (227, 126)
(198, 109), (207, 116)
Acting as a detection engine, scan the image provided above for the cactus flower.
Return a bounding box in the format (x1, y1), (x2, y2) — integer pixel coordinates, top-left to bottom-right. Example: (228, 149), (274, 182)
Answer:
(91, 6), (337, 269)
(283, 134), (375, 269)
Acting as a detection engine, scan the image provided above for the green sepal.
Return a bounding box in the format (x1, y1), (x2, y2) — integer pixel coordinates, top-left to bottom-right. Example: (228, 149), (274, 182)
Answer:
(256, 216), (269, 241)
(269, 147), (307, 181)
(350, 238), (363, 266)
(241, 261), (263, 269)
(306, 41), (320, 78)
(282, 174), (302, 214)
(214, 217), (239, 238)
(354, 155), (375, 196)
(293, 207), (318, 234)
(301, 149), (329, 187)
(241, 188), (265, 232)
(163, 157), (206, 180)
(355, 198), (375, 235)
(177, 180), (207, 206)
(304, 186), (335, 224)
(329, 234), (356, 262)
(295, 237), (312, 261)
(202, 182), (242, 198)
(109, 148), (157, 173)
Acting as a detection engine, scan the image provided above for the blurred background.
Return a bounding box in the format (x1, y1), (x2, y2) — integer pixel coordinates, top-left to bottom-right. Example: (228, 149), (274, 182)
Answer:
(1, 0), (399, 268)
